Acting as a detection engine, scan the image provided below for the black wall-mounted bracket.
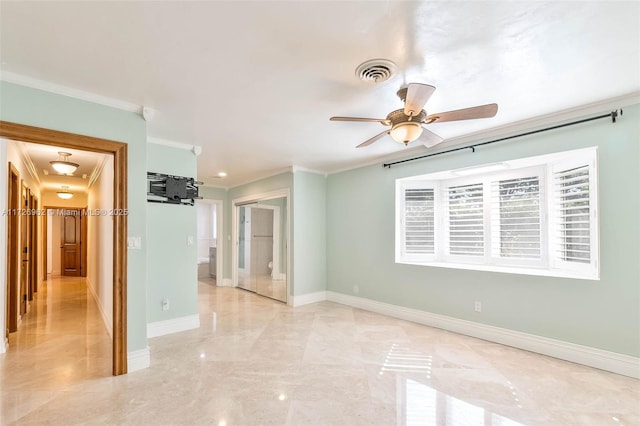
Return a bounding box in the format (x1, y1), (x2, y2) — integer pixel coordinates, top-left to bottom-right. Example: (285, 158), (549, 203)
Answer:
(147, 172), (202, 206)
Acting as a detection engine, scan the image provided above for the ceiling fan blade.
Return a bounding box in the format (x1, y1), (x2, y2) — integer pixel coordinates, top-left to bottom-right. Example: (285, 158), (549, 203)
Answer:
(426, 103), (498, 124)
(418, 128), (444, 148)
(404, 83), (436, 117)
(330, 116), (389, 124)
(356, 130), (389, 148)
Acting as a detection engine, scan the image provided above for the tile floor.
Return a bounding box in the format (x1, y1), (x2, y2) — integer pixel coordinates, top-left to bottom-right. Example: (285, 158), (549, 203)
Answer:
(1, 276), (638, 425)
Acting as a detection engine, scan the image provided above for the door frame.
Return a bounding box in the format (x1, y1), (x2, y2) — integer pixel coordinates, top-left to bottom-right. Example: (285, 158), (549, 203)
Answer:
(0, 121), (128, 375)
(43, 206), (88, 278)
(231, 188), (290, 304)
(195, 199), (223, 283)
(30, 195), (39, 297)
(58, 207), (87, 277)
(6, 162), (20, 334)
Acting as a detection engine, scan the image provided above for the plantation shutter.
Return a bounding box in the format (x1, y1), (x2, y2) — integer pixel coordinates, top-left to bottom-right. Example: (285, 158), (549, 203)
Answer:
(553, 164), (592, 264)
(402, 187), (435, 256)
(490, 175), (541, 259)
(447, 183), (484, 256)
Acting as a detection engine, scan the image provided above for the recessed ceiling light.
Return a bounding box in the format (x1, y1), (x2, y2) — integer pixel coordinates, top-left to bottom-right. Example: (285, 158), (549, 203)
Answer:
(217, 172), (227, 178)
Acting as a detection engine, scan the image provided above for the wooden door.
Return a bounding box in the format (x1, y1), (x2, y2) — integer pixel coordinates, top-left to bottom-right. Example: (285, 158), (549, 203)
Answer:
(6, 163), (19, 334)
(19, 184), (29, 316)
(30, 197), (39, 296)
(61, 210), (83, 276)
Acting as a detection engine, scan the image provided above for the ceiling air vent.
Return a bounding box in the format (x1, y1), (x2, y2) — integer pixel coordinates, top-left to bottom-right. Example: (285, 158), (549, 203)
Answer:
(355, 59), (397, 83)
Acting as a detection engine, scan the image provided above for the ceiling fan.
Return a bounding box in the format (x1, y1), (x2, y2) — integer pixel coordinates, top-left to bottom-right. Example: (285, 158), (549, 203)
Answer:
(330, 83), (498, 148)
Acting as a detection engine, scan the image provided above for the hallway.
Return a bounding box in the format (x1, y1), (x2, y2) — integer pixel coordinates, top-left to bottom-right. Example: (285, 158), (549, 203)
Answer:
(1, 276), (112, 423)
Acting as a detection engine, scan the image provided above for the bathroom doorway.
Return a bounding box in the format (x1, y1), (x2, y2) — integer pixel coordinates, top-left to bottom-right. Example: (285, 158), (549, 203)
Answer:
(196, 199), (223, 284)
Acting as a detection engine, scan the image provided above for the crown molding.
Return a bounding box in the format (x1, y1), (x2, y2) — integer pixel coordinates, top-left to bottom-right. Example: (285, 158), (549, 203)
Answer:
(291, 165), (328, 177)
(88, 155), (110, 189)
(147, 136), (202, 156)
(1, 70), (141, 114)
(228, 167), (293, 190)
(15, 141), (41, 185)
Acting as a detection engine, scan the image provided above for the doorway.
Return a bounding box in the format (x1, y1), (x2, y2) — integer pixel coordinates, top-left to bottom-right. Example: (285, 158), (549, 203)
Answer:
(59, 208), (87, 277)
(196, 199), (223, 285)
(0, 121), (128, 375)
(232, 189), (289, 303)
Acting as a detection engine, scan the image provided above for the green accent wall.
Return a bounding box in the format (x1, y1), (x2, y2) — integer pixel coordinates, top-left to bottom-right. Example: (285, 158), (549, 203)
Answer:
(326, 104), (640, 357)
(146, 144), (198, 322)
(0, 81), (148, 352)
(293, 171), (327, 296)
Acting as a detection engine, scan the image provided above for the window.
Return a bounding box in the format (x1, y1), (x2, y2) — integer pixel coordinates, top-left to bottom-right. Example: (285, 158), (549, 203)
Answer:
(396, 147), (598, 279)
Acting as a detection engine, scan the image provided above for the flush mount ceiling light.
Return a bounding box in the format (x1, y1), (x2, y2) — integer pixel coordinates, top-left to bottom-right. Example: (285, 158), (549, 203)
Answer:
(50, 151), (79, 175)
(57, 185), (73, 200)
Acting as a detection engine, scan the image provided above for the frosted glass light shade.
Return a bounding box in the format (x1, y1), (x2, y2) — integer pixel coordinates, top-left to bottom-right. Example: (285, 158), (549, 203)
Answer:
(389, 122), (423, 144)
(57, 192), (73, 200)
(51, 161), (79, 174)
(57, 186), (74, 199)
(50, 152), (79, 174)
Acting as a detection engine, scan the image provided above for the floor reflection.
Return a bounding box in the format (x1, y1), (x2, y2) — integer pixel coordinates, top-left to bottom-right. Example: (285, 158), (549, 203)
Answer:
(381, 344), (524, 426)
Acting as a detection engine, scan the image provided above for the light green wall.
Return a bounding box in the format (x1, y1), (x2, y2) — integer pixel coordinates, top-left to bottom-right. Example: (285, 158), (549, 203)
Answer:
(327, 104), (640, 357)
(0, 81), (148, 352)
(293, 171), (327, 296)
(146, 144), (198, 322)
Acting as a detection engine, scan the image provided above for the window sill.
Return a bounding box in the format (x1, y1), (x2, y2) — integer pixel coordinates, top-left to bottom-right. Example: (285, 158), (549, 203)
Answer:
(397, 259), (599, 281)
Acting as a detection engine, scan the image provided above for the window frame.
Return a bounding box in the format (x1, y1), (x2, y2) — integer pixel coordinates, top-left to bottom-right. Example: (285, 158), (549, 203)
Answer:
(395, 147), (599, 280)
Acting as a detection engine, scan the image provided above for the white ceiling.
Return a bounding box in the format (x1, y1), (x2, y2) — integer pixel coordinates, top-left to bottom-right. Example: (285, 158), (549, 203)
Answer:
(1, 1), (638, 187)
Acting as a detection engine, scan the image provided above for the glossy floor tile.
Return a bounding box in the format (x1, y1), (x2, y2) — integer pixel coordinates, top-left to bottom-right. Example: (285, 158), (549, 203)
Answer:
(1, 277), (639, 425)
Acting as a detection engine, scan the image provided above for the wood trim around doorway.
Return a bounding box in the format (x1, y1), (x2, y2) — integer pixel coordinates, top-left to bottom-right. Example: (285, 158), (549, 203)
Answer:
(6, 162), (20, 334)
(0, 120), (128, 375)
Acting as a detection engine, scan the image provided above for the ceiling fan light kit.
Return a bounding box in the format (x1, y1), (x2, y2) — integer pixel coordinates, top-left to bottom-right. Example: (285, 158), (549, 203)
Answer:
(390, 122), (423, 145)
(50, 151), (79, 174)
(330, 81), (498, 149)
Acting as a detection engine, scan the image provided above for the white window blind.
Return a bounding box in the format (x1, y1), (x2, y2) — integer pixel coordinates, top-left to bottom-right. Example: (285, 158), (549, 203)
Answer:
(554, 165), (591, 264)
(395, 147), (598, 279)
(447, 183), (484, 256)
(403, 187), (435, 255)
(491, 175), (541, 259)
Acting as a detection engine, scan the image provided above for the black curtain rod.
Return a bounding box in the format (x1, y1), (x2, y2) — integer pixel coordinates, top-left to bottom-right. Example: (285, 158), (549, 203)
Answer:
(383, 109), (622, 169)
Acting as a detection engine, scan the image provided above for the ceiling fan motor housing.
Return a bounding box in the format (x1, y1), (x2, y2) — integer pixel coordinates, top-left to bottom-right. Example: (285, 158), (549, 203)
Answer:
(386, 109), (427, 125)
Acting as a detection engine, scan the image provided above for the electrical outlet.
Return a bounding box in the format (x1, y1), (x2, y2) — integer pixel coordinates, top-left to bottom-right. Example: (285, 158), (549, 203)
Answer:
(353, 285), (359, 294)
(162, 298), (170, 311)
(187, 235), (194, 246)
(474, 301), (482, 312)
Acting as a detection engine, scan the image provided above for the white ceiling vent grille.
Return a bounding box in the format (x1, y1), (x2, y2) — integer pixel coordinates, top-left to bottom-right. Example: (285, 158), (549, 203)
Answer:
(355, 59), (397, 83)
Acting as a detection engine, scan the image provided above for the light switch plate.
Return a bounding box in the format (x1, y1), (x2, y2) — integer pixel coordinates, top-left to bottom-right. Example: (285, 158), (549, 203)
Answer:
(128, 236), (142, 250)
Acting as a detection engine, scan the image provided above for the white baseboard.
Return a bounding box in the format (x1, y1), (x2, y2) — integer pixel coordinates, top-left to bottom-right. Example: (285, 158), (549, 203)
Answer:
(292, 291), (327, 307)
(326, 291), (640, 379)
(0, 337), (7, 354)
(128, 347), (150, 373)
(147, 314), (200, 338)
(86, 278), (113, 338)
(219, 278), (234, 287)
